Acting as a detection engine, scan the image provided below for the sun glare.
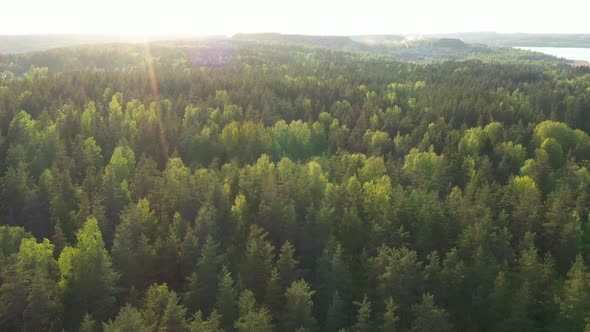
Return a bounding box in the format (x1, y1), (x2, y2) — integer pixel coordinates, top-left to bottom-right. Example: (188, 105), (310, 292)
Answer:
(2, 0), (590, 35)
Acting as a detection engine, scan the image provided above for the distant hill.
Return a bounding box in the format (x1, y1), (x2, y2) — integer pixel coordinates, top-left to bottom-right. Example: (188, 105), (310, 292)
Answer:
(0, 34), (226, 54)
(233, 33), (365, 50)
(379, 38), (499, 62)
(349, 35), (406, 44)
(231, 33), (507, 61)
(430, 32), (590, 48)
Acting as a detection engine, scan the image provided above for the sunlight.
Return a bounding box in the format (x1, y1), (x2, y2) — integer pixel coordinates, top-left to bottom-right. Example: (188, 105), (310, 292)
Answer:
(2, 0), (590, 35)
(1, 1), (590, 331)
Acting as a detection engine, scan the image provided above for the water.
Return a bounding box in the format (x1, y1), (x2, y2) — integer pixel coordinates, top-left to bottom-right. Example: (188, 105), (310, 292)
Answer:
(515, 47), (590, 61)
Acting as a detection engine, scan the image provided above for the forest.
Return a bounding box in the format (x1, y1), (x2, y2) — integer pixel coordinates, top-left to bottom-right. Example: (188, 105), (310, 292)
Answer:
(1, 38), (590, 331)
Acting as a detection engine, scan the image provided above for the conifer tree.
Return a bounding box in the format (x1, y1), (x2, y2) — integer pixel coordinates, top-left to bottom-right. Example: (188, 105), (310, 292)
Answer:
(282, 280), (318, 332)
(216, 265), (238, 331)
(58, 217), (118, 330)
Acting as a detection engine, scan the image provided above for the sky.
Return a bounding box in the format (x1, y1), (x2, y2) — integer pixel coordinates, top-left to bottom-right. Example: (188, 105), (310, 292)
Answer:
(1, 0), (589, 36)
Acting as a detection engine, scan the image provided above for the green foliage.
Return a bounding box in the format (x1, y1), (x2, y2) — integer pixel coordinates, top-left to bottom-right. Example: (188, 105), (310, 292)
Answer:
(0, 238), (61, 331)
(188, 235), (221, 315)
(163, 157), (195, 219)
(0, 39), (590, 332)
(58, 217), (118, 330)
(352, 294), (373, 332)
(83, 137), (104, 172)
(557, 256), (590, 331)
(370, 246), (422, 311)
(271, 120), (313, 159)
(365, 130), (391, 156)
(220, 121), (271, 164)
(282, 280), (318, 332)
(111, 199), (157, 291)
(105, 145), (135, 182)
(459, 127), (486, 157)
(324, 291), (346, 332)
(79, 313), (97, 332)
(380, 297), (400, 332)
(143, 284), (172, 329)
(216, 265), (238, 331)
(277, 241), (300, 289)
(403, 148), (444, 189)
(188, 310), (223, 332)
(239, 225), (275, 301)
(411, 293), (453, 332)
(235, 290), (274, 332)
(80, 102), (100, 139)
(140, 283), (189, 331)
(158, 291), (188, 332)
(0, 225), (31, 259)
(103, 305), (147, 332)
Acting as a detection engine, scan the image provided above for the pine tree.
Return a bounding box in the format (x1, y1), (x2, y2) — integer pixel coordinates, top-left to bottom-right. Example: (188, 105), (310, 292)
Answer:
(505, 281), (534, 332)
(0, 238), (60, 331)
(154, 226), (181, 288)
(79, 313), (97, 332)
(185, 235), (220, 315)
(159, 292), (188, 332)
(277, 241), (300, 288)
(103, 305), (147, 332)
(352, 294), (373, 332)
(235, 290), (274, 332)
(411, 293), (452, 332)
(380, 297), (399, 332)
(489, 271), (511, 329)
(264, 267), (283, 320)
(282, 280), (318, 332)
(189, 309), (224, 332)
(239, 225), (275, 301)
(184, 272), (200, 315)
(557, 255), (590, 331)
(324, 291), (346, 332)
(216, 265), (238, 331)
(51, 222), (67, 257)
(23, 274), (60, 332)
(111, 199), (157, 291)
(143, 284), (172, 330)
(179, 221), (200, 282)
(314, 243), (352, 325)
(58, 217), (118, 330)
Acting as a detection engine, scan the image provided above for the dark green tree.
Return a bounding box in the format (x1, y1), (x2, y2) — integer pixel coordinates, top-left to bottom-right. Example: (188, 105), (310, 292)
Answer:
(282, 280), (318, 332)
(324, 291), (346, 332)
(557, 255), (590, 331)
(216, 265), (238, 331)
(235, 290), (274, 332)
(352, 294), (373, 332)
(380, 297), (400, 332)
(411, 293), (452, 332)
(239, 225), (275, 301)
(111, 199), (157, 292)
(58, 217), (118, 330)
(103, 305), (147, 332)
(184, 236), (221, 315)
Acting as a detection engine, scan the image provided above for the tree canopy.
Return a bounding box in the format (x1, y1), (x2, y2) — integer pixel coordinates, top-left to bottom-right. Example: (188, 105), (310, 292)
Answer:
(1, 38), (590, 331)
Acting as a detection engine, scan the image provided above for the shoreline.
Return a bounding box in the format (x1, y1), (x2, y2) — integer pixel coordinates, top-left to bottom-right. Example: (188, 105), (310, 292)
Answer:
(570, 60), (590, 67)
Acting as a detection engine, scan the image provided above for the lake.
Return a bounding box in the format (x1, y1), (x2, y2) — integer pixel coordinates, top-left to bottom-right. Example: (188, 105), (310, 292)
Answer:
(515, 47), (590, 61)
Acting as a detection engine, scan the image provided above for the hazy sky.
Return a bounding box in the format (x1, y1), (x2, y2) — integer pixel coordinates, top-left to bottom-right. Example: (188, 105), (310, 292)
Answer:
(2, 0), (589, 35)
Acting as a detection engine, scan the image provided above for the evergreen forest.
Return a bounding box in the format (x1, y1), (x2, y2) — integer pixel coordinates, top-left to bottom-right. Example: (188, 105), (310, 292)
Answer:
(1, 37), (590, 331)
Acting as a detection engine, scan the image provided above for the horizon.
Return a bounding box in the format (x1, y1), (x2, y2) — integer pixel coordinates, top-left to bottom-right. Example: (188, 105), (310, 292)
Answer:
(2, 31), (590, 38)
